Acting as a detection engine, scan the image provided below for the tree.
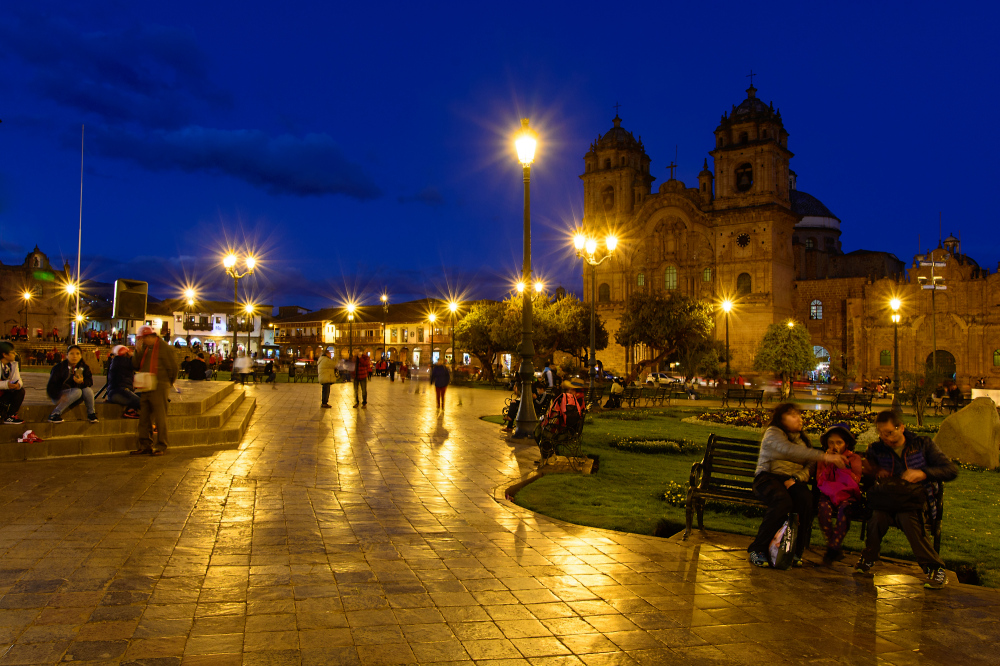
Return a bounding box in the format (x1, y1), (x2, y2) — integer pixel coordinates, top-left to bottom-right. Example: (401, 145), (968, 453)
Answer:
(614, 292), (714, 384)
(752, 323), (816, 399)
(543, 293), (608, 364)
(898, 368), (947, 426)
(671, 339), (727, 381)
(455, 300), (507, 381)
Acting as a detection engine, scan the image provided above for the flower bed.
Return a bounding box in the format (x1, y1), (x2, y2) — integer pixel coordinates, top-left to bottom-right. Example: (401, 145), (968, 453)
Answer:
(610, 437), (702, 455)
(695, 408), (875, 436)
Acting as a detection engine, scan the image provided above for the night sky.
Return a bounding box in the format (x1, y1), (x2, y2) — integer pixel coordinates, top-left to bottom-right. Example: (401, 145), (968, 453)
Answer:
(2, 1), (997, 312)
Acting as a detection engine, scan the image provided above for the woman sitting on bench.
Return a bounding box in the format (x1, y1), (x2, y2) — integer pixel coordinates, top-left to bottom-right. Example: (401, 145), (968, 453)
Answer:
(747, 403), (847, 568)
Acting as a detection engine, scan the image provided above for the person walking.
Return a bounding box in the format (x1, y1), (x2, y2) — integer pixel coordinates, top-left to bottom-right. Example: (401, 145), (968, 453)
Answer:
(47, 345), (99, 423)
(131, 325), (178, 456)
(352, 352), (372, 408)
(106, 345), (140, 419)
(0, 341), (25, 425)
(264, 359), (277, 389)
(233, 352), (252, 385)
(430, 357), (450, 410)
(317, 350), (336, 408)
(400, 359), (408, 383)
(388, 360), (397, 382)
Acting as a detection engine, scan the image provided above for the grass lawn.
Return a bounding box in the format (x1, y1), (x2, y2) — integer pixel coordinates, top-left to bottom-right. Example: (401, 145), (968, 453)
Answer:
(492, 405), (1000, 588)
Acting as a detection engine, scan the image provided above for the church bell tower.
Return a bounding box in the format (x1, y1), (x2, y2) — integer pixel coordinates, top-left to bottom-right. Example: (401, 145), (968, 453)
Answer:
(580, 113), (655, 232)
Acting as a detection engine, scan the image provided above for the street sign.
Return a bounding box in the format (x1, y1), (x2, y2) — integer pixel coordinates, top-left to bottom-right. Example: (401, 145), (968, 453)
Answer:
(921, 285), (947, 290)
(919, 261), (947, 268)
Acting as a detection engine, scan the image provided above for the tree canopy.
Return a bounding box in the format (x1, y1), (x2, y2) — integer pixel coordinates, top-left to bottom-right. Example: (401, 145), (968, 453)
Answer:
(752, 322), (816, 397)
(614, 292), (714, 383)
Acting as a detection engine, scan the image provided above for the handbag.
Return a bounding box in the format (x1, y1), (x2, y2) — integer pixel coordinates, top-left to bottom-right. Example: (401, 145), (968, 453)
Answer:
(867, 477), (926, 514)
(134, 342), (158, 392)
(769, 512), (799, 570)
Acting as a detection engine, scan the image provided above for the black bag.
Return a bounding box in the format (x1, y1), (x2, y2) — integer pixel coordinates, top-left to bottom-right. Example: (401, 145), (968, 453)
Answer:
(867, 477), (927, 514)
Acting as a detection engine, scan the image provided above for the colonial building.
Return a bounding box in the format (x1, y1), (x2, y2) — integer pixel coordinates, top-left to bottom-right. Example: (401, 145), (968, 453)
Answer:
(583, 85), (995, 387)
(0, 247), (75, 338)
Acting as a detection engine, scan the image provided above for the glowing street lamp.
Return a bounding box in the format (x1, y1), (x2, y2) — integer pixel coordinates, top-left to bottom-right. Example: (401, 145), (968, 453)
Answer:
(381, 294), (389, 361)
(533, 281), (544, 293)
(512, 118), (539, 438)
(721, 299), (733, 384)
(21, 291), (32, 331)
(515, 281), (526, 293)
(890, 298), (902, 416)
(574, 232), (617, 390)
(346, 303), (357, 357)
(222, 252), (257, 357)
(244, 303), (255, 355)
(448, 301), (459, 373)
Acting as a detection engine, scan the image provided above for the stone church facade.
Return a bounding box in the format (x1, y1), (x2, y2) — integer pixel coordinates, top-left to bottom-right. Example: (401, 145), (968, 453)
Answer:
(582, 85), (998, 388)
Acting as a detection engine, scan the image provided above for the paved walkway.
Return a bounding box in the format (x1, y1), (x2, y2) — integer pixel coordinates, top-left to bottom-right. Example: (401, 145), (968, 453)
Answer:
(0, 379), (995, 665)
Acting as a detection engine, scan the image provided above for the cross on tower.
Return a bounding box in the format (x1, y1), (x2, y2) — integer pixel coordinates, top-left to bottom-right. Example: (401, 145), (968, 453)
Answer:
(746, 69), (756, 86)
(666, 161), (678, 180)
(613, 101), (621, 116)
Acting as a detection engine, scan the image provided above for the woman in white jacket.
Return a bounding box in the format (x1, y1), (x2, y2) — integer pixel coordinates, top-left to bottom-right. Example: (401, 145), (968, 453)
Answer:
(317, 350), (338, 408)
(0, 341), (25, 424)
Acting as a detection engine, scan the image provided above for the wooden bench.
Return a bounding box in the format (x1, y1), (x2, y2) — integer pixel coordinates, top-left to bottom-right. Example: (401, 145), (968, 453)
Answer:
(720, 388), (764, 408)
(583, 386), (605, 410)
(622, 386), (642, 408)
(832, 391), (873, 413)
(642, 386), (669, 407)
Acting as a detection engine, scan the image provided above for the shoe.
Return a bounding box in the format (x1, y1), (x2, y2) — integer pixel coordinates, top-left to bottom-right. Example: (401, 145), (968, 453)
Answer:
(822, 548), (844, 565)
(321, 404), (332, 409)
(925, 567), (947, 589)
(854, 558), (875, 575)
(150, 450), (165, 457)
(749, 551), (770, 568)
(352, 403), (358, 408)
(87, 413), (99, 423)
(123, 410), (140, 420)
(792, 557), (804, 568)
(129, 449), (152, 456)
(362, 403), (367, 408)
(3, 415), (23, 425)
(48, 413), (63, 423)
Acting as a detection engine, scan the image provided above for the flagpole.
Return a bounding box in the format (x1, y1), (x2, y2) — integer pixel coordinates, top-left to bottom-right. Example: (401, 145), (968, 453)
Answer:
(75, 125), (84, 344)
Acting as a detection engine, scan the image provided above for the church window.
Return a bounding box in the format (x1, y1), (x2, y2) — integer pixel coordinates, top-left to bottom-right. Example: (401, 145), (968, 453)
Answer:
(880, 350), (892, 366)
(703, 268), (712, 282)
(598, 283), (611, 302)
(32, 257), (40, 268)
(809, 300), (823, 320)
(825, 237), (835, 250)
(739, 132), (748, 144)
(717, 137), (724, 148)
(805, 238), (815, 249)
(602, 186), (615, 212)
(586, 163), (591, 173)
(736, 272), (751, 296)
(620, 156), (626, 166)
(664, 266), (677, 291)
(761, 129), (768, 138)
(735, 163), (753, 192)
(637, 273), (645, 287)
(604, 158), (611, 169)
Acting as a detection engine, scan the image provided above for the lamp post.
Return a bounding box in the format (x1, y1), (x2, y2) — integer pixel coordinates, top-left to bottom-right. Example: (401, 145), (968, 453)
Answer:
(573, 232), (617, 389)
(918, 255), (946, 372)
(65, 282), (79, 343)
(890, 298), (902, 416)
(21, 291), (31, 332)
(184, 289), (196, 346)
(721, 299), (733, 384)
(428, 313), (437, 367)
(244, 304), (255, 356)
(223, 252), (256, 358)
(449, 301), (458, 373)
(381, 294), (388, 361)
(785, 320), (795, 399)
(513, 118), (538, 438)
(346, 303), (356, 358)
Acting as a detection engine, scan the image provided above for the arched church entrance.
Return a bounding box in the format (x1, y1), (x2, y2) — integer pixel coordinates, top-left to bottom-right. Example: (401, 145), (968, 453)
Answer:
(812, 346), (831, 381)
(925, 350), (956, 378)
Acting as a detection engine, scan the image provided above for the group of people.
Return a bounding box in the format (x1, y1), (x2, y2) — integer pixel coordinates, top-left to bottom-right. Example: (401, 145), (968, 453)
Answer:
(748, 402), (957, 589)
(314, 351), (450, 410)
(6, 326), (63, 343)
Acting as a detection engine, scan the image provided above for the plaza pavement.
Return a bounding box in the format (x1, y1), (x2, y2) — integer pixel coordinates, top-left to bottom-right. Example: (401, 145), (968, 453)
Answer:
(0, 379), (996, 665)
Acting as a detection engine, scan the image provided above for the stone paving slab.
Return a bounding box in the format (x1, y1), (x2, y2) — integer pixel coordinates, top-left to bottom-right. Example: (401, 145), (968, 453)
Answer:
(0, 379), (993, 665)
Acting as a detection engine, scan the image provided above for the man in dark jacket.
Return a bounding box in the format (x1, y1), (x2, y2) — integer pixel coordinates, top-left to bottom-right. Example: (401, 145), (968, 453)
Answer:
(352, 353), (372, 408)
(132, 325), (178, 455)
(187, 353), (209, 381)
(856, 410), (958, 589)
(106, 345), (140, 418)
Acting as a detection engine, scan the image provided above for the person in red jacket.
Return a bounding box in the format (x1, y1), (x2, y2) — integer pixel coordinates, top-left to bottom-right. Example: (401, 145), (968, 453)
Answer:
(352, 352), (372, 408)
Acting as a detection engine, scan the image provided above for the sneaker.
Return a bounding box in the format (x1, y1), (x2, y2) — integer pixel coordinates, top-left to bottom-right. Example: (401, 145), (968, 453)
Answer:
(48, 413), (63, 423)
(352, 403), (358, 408)
(854, 558), (875, 575)
(3, 415), (24, 425)
(321, 404), (332, 409)
(87, 413), (99, 423)
(123, 410), (140, 419)
(925, 567), (947, 590)
(749, 551), (770, 568)
(792, 557), (804, 568)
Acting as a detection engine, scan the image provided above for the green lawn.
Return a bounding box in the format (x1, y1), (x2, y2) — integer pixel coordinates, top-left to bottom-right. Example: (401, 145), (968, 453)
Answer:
(495, 406), (999, 587)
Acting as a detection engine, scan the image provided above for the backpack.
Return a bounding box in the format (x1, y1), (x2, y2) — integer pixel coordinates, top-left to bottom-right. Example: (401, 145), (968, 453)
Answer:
(545, 393), (582, 432)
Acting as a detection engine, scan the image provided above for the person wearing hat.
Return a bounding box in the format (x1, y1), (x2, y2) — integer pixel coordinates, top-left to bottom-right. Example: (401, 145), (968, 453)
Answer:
(106, 345), (140, 419)
(0, 341), (25, 425)
(816, 424), (863, 564)
(131, 325), (178, 455)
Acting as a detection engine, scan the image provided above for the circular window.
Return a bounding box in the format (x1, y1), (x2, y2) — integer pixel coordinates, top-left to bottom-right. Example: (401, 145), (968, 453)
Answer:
(737, 233), (751, 248)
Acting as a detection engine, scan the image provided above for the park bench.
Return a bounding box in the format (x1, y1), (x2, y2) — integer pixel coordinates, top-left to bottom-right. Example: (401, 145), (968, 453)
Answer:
(584, 386), (604, 410)
(622, 386), (642, 408)
(832, 391), (874, 413)
(642, 386), (669, 407)
(720, 388), (764, 408)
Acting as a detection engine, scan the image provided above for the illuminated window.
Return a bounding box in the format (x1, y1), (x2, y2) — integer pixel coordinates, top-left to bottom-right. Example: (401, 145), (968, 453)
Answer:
(880, 350), (892, 366)
(810, 300), (823, 320)
(736, 273), (751, 296)
(598, 283), (610, 302)
(664, 266), (677, 290)
(637, 273), (645, 287)
(805, 238), (815, 249)
(703, 268), (712, 282)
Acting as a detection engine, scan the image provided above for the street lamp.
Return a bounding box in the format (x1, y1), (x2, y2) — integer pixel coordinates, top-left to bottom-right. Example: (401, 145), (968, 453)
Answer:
(513, 118), (538, 438)
(381, 294), (389, 361)
(449, 301), (458, 373)
(574, 232), (617, 390)
(346, 303), (356, 357)
(428, 312), (437, 367)
(918, 255), (946, 372)
(244, 303), (255, 356)
(223, 252), (256, 357)
(890, 298), (902, 416)
(21, 291), (32, 332)
(721, 299), (733, 385)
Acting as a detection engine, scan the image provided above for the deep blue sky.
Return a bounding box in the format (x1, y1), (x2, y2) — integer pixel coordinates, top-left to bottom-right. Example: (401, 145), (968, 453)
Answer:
(2, 1), (997, 311)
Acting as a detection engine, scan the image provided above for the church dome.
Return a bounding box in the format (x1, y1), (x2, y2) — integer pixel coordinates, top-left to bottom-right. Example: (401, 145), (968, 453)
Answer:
(792, 190), (840, 230)
(733, 86), (770, 116)
(597, 115), (643, 150)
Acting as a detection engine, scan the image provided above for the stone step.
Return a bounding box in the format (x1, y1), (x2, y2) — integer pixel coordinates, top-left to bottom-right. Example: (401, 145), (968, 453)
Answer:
(8, 385), (246, 441)
(0, 395), (256, 461)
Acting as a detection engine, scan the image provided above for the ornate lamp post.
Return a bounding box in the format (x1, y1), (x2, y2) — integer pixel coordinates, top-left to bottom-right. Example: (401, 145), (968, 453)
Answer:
(513, 118), (538, 438)
(448, 301), (458, 373)
(428, 312), (437, 367)
(573, 232), (617, 389)
(223, 252), (256, 357)
(721, 299), (733, 384)
(244, 304), (255, 356)
(346, 303), (356, 358)
(890, 298), (902, 416)
(21, 291), (31, 332)
(381, 294), (389, 361)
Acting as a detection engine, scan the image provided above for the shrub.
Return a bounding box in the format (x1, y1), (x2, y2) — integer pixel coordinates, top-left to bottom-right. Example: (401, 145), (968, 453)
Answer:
(695, 408), (875, 436)
(611, 437), (702, 455)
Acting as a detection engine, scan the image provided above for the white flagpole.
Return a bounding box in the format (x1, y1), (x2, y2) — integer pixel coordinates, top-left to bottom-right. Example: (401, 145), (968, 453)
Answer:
(75, 125), (84, 344)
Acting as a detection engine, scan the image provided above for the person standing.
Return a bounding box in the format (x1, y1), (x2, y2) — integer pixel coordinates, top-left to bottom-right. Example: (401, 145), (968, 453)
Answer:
(0, 341), (25, 424)
(430, 357), (450, 410)
(106, 345), (140, 419)
(400, 359), (408, 383)
(317, 350), (336, 408)
(353, 352), (371, 408)
(131, 325), (178, 456)
(388, 359), (397, 382)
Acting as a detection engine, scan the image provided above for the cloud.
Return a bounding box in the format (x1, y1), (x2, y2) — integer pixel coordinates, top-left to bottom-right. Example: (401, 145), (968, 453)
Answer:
(397, 187), (445, 206)
(91, 126), (382, 199)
